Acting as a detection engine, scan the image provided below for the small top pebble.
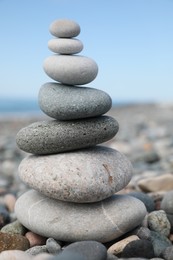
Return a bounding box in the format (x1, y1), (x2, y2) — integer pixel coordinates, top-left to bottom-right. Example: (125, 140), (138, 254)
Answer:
(49, 19), (80, 38)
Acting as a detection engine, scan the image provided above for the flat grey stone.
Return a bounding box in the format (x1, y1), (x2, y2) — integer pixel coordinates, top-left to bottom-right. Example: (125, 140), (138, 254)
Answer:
(161, 190), (173, 214)
(16, 116), (118, 155)
(43, 55), (98, 85)
(15, 190), (147, 243)
(38, 83), (112, 120)
(48, 38), (83, 54)
(18, 146), (132, 203)
(62, 241), (107, 260)
(49, 19), (80, 38)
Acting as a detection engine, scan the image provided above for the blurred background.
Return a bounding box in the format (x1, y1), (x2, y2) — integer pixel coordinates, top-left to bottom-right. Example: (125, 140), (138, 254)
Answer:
(0, 0), (173, 115)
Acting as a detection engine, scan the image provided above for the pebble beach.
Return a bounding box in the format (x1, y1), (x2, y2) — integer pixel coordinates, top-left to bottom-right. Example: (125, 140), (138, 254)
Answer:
(0, 102), (173, 259)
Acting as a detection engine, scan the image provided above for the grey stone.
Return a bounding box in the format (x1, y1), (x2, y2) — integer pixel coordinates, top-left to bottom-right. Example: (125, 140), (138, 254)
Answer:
(128, 191), (155, 212)
(18, 146), (132, 203)
(48, 38), (83, 54)
(46, 237), (61, 254)
(62, 241), (107, 260)
(38, 83), (112, 120)
(49, 19), (80, 38)
(1, 220), (27, 235)
(121, 239), (155, 258)
(161, 246), (173, 260)
(43, 55), (98, 85)
(147, 210), (171, 237)
(150, 230), (172, 257)
(50, 251), (85, 260)
(15, 190), (146, 243)
(16, 116), (118, 155)
(26, 245), (48, 255)
(166, 213), (173, 232)
(161, 190), (173, 214)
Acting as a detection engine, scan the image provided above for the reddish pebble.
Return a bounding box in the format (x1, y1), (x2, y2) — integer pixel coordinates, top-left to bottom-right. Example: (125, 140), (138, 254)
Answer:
(4, 193), (16, 212)
(25, 231), (47, 247)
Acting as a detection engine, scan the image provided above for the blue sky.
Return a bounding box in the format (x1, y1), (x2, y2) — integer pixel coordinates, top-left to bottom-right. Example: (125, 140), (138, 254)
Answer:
(0, 0), (173, 102)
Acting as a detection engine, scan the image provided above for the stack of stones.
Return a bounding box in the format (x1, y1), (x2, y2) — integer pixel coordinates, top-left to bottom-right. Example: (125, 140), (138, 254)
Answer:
(15, 19), (146, 244)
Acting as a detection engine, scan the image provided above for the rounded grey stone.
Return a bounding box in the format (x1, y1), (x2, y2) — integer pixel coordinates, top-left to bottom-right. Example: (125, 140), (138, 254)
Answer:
(15, 190), (147, 243)
(16, 116), (119, 155)
(161, 191), (173, 214)
(62, 241), (107, 260)
(43, 55), (98, 85)
(49, 19), (80, 38)
(18, 146), (133, 203)
(48, 38), (83, 54)
(38, 83), (112, 120)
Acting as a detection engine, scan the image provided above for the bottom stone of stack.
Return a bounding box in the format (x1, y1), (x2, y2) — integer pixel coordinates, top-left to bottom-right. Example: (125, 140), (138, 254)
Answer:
(15, 190), (146, 243)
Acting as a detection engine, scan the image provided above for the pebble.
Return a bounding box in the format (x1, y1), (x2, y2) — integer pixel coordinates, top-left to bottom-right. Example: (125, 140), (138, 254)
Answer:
(50, 251), (85, 260)
(48, 38), (83, 54)
(61, 240), (107, 260)
(4, 193), (16, 212)
(16, 116), (119, 154)
(1, 220), (26, 235)
(150, 230), (172, 257)
(138, 174), (173, 192)
(121, 239), (155, 258)
(43, 55), (98, 85)
(49, 19), (81, 38)
(0, 250), (31, 260)
(38, 83), (112, 120)
(128, 191), (155, 212)
(25, 231), (47, 247)
(0, 205), (10, 228)
(46, 238), (61, 254)
(18, 146), (132, 203)
(107, 235), (139, 255)
(26, 245), (48, 255)
(161, 245), (173, 260)
(147, 210), (171, 237)
(161, 190), (173, 214)
(0, 231), (30, 252)
(15, 190), (146, 243)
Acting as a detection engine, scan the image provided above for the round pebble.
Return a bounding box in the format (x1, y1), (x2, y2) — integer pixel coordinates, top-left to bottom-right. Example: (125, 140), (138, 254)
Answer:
(61, 241), (107, 260)
(0, 231), (30, 252)
(25, 231), (47, 247)
(147, 210), (171, 237)
(161, 190), (173, 214)
(1, 220), (27, 235)
(48, 38), (83, 54)
(26, 245), (48, 255)
(128, 191), (155, 212)
(150, 230), (172, 257)
(38, 83), (112, 120)
(43, 55), (98, 85)
(0, 205), (10, 228)
(46, 237), (61, 254)
(16, 116), (119, 155)
(49, 19), (80, 38)
(18, 146), (132, 203)
(4, 193), (16, 212)
(15, 190), (146, 243)
(0, 250), (31, 260)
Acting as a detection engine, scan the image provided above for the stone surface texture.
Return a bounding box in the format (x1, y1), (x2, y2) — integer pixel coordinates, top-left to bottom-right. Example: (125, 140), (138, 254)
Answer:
(15, 190), (146, 243)
(16, 116), (119, 154)
(49, 19), (80, 38)
(48, 38), (83, 54)
(18, 146), (133, 203)
(43, 55), (98, 85)
(38, 83), (112, 120)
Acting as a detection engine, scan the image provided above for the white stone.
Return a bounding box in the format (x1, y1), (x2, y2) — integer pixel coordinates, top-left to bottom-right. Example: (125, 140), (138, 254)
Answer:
(15, 190), (147, 243)
(48, 38), (83, 54)
(43, 55), (98, 85)
(49, 19), (80, 38)
(18, 146), (133, 203)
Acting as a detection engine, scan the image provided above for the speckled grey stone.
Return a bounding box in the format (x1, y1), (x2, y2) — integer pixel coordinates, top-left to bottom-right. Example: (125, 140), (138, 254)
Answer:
(43, 55), (98, 85)
(38, 83), (112, 120)
(18, 146), (132, 203)
(147, 210), (171, 237)
(49, 19), (80, 38)
(16, 116), (118, 155)
(48, 38), (83, 54)
(15, 190), (146, 243)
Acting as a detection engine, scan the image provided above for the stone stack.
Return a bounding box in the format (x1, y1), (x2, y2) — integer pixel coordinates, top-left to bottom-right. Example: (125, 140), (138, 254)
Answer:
(15, 19), (146, 243)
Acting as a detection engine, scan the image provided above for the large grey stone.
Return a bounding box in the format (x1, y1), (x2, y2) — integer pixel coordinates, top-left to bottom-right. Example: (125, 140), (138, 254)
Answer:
(48, 38), (83, 54)
(43, 55), (98, 85)
(16, 116), (118, 155)
(15, 190), (147, 243)
(38, 83), (112, 120)
(18, 146), (132, 203)
(49, 19), (80, 38)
